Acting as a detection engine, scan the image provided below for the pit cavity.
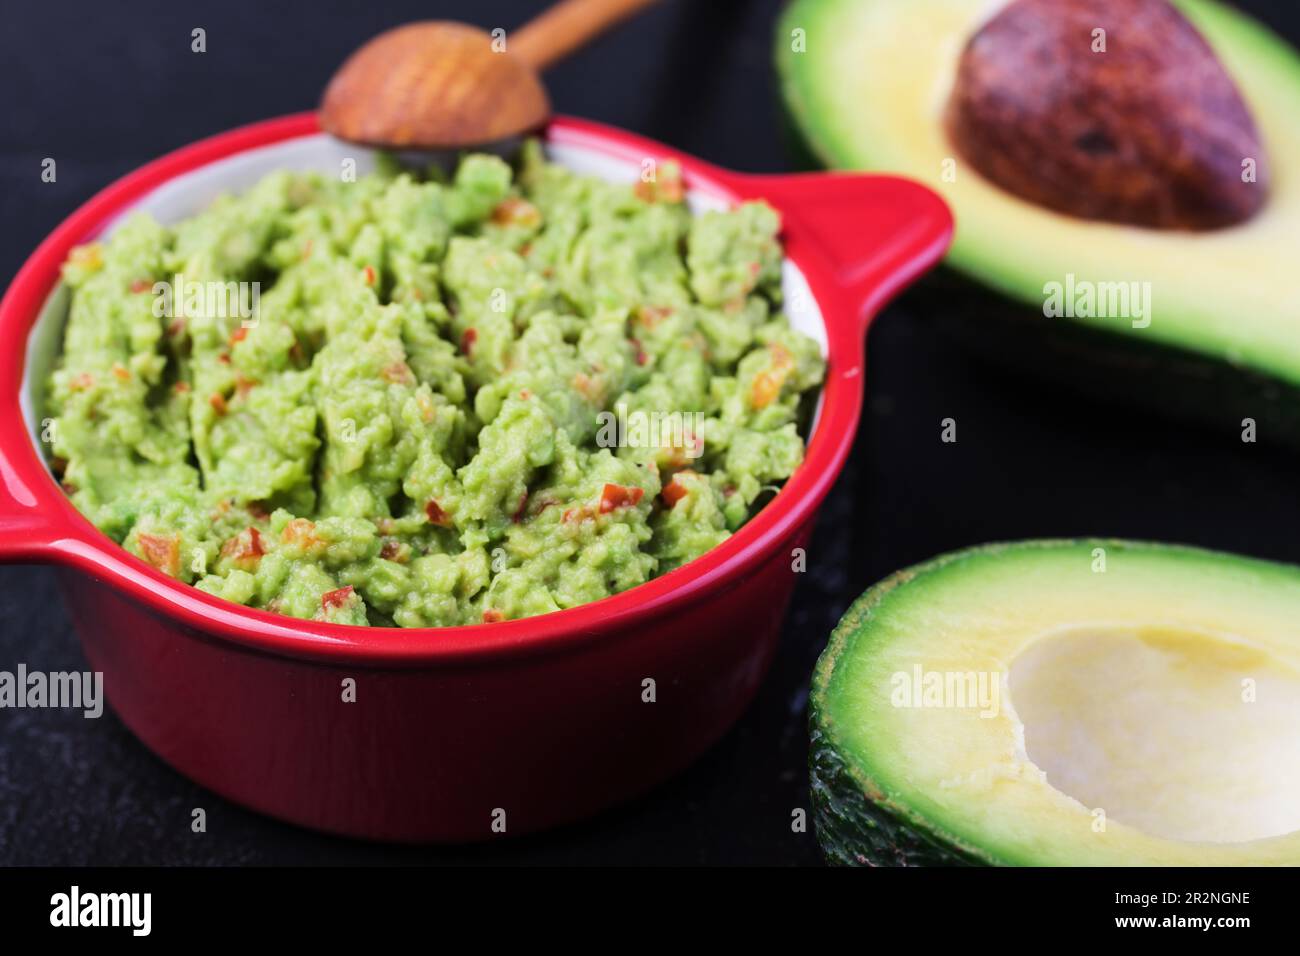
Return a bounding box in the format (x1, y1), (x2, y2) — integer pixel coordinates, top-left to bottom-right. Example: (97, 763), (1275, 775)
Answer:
(1008, 625), (1300, 844)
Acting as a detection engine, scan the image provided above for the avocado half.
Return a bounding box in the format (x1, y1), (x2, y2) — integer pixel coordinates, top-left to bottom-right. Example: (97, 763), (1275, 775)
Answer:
(776, 0), (1300, 438)
(811, 540), (1300, 866)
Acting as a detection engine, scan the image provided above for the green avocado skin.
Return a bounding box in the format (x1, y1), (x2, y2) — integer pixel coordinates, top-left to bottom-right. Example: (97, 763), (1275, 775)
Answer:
(807, 552), (999, 867)
(906, 274), (1300, 448)
(810, 721), (985, 867)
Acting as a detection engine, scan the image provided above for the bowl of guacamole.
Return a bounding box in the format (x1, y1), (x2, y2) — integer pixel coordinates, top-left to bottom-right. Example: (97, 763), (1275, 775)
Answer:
(44, 138), (825, 628)
(2, 113), (951, 839)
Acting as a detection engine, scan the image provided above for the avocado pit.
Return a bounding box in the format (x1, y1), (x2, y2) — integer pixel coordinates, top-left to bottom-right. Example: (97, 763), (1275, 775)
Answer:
(946, 0), (1269, 230)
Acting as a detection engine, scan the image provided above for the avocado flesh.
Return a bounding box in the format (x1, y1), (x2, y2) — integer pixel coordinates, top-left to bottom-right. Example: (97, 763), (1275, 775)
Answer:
(776, 0), (1300, 390)
(811, 540), (1300, 866)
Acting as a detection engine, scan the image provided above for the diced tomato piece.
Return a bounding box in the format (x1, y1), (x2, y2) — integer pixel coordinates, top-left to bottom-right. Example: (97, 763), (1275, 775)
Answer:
(599, 483), (645, 514)
(137, 532), (181, 578)
(281, 517), (322, 550)
(482, 609), (505, 623)
(321, 586), (355, 611)
(381, 361), (414, 385)
(209, 393), (228, 415)
(229, 326), (249, 346)
(426, 500), (453, 528)
(635, 305), (674, 328)
(221, 527), (265, 568)
(491, 197), (541, 227)
(379, 539), (405, 562)
(661, 473), (693, 508)
(362, 265), (377, 287)
(630, 337), (648, 366)
(460, 327), (477, 357)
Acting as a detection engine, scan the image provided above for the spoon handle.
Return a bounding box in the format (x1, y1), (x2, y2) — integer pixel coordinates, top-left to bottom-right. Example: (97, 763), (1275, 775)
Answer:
(509, 0), (661, 71)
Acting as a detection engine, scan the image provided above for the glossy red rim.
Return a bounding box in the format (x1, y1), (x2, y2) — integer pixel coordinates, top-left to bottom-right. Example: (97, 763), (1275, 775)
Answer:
(0, 112), (939, 664)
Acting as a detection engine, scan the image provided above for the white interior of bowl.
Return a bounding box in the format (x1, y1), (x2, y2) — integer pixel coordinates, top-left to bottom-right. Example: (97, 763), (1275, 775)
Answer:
(23, 133), (828, 446)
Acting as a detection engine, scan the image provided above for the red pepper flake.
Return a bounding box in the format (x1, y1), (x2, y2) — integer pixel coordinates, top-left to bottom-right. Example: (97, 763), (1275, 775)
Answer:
(482, 609), (505, 624)
(362, 265), (377, 287)
(229, 326), (249, 347)
(380, 361), (414, 385)
(572, 372), (601, 402)
(425, 499), (453, 528)
(129, 278), (153, 293)
(511, 492), (529, 524)
(234, 375), (258, 398)
(749, 343), (793, 409)
(379, 539), (403, 561)
(111, 364), (130, 381)
(246, 501), (270, 521)
(209, 393), (228, 415)
(635, 305), (674, 328)
(459, 327), (477, 357)
(282, 517), (322, 549)
(490, 197), (541, 228)
(661, 473), (693, 508)
(630, 337), (648, 366)
(321, 585), (354, 611)
(599, 483), (645, 514)
(173, 381), (191, 395)
(221, 527), (265, 567)
(217, 352), (231, 365)
(136, 532), (181, 578)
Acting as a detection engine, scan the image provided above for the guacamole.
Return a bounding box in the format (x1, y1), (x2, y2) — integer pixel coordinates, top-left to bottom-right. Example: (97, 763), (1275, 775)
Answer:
(47, 143), (824, 626)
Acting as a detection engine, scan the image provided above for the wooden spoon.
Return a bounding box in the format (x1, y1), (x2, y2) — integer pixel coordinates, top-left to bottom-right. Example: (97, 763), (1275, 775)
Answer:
(320, 0), (659, 151)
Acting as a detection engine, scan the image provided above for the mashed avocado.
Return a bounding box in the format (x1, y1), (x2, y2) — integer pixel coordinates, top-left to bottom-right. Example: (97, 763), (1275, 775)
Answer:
(47, 143), (824, 626)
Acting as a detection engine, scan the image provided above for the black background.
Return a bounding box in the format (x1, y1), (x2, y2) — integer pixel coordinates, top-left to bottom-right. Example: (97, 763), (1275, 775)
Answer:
(1, 0), (1297, 865)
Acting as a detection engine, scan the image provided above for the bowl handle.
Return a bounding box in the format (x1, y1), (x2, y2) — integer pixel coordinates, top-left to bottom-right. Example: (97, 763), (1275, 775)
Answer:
(0, 399), (81, 564)
(717, 172), (954, 336)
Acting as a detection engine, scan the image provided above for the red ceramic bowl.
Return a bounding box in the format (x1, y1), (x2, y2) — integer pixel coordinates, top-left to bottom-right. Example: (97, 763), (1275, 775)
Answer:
(0, 113), (951, 841)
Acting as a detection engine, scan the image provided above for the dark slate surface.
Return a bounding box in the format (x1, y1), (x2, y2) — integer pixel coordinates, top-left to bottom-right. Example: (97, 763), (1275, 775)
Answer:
(0, 0), (1297, 865)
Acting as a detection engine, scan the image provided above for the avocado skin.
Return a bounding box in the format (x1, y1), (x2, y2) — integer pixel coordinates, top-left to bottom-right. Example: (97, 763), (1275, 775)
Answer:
(810, 722), (985, 866)
(808, 554), (998, 867)
(908, 271), (1300, 449)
